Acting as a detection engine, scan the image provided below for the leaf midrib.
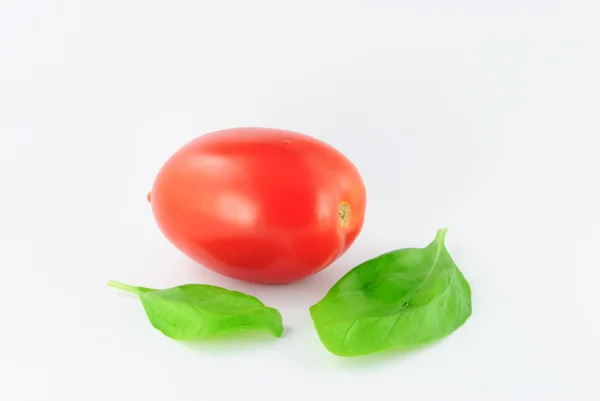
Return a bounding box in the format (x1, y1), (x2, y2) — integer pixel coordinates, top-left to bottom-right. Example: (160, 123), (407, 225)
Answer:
(375, 239), (446, 345)
(319, 238), (448, 326)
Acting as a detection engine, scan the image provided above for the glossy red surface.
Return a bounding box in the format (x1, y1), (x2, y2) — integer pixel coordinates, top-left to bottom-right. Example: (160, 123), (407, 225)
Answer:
(149, 127), (366, 283)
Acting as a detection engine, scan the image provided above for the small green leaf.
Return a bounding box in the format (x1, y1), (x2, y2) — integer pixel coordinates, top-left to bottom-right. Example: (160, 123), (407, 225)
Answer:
(108, 281), (284, 339)
(309, 228), (472, 357)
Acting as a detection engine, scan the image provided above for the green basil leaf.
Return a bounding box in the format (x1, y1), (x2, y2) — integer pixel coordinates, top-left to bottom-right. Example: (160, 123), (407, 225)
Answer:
(108, 281), (284, 339)
(309, 228), (472, 357)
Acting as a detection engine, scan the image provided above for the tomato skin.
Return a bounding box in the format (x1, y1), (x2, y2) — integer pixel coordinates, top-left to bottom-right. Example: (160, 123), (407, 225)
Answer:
(149, 127), (366, 284)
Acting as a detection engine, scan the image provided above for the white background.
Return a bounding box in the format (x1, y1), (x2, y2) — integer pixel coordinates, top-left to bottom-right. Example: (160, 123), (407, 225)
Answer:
(1, 1), (599, 400)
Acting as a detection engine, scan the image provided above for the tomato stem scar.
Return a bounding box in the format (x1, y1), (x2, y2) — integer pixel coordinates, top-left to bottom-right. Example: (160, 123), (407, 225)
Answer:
(339, 202), (351, 226)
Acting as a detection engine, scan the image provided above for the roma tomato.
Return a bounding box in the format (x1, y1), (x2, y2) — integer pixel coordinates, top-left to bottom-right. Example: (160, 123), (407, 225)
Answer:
(149, 127), (366, 284)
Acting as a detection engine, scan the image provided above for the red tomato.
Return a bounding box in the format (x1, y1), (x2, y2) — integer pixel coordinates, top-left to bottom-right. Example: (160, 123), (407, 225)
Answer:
(148, 127), (366, 284)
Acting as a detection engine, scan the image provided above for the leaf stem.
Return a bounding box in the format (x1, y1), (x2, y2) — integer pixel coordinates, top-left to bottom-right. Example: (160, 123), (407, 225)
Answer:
(107, 280), (150, 295)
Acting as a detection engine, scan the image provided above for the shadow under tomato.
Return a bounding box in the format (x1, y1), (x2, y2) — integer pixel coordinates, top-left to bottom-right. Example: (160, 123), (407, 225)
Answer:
(177, 239), (379, 311)
(293, 243), (378, 300)
(189, 233), (346, 284)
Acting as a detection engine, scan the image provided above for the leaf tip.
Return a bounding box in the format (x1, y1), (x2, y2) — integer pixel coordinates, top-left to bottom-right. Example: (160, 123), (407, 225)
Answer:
(267, 308), (285, 338)
(272, 326), (284, 338)
(435, 227), (449, 243)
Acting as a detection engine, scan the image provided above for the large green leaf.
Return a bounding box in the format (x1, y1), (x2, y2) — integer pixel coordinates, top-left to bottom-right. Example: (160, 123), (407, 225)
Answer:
(109, 281), (283, 339)
(310, 228), (471, 357)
